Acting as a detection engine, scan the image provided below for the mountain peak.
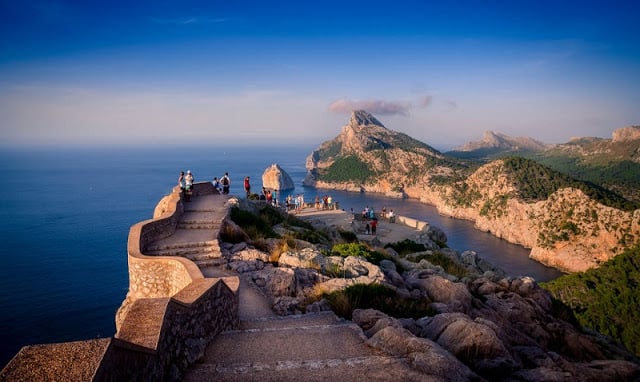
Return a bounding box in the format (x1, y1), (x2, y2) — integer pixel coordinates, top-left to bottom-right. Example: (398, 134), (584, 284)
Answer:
(350, 110), (385, 128)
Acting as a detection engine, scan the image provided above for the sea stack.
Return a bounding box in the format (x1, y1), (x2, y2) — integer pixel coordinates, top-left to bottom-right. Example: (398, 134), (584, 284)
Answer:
(262, 164), (294, 191)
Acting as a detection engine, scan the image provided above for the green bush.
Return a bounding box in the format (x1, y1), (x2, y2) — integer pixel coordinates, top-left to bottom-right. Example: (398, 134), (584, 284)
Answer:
(542, 245), (640, 356)
(338, 229), (359, 243)
(323, 283), (435, 319)
(408, 251), (469, 279)
(331, 243), (388, 265)
(384, 239), (427, 256)
(230, 206), (279, 239)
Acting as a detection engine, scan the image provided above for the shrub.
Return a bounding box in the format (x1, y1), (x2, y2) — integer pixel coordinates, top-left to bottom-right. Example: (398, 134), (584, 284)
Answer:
(331, 243), (389, 265)
(323, 283), (435, 319)
(230, 206), (278, 239)
(338, 229), (358, 243)
(403, 251), (469, 279)
(542, 245), (640, 356)
(384, 239), (427, 256)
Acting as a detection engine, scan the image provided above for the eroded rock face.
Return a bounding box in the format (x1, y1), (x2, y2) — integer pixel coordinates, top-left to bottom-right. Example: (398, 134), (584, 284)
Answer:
(261, 163), (294, 191)
(612, 125), (640, 143)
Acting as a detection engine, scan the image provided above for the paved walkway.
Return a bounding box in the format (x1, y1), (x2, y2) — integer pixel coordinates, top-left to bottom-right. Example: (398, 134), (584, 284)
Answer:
(295, 208), (425, 245)
(147, 195), (427, 380)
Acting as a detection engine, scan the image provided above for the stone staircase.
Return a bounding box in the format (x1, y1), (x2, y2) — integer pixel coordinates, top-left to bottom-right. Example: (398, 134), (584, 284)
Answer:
(143, 194), (230, 270)
(184, 310), (426, 381)
(146, 194), (428, 380)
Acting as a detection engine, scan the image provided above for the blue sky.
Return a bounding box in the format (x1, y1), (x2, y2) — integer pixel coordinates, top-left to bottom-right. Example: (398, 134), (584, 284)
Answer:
(1, 1), (639, 148)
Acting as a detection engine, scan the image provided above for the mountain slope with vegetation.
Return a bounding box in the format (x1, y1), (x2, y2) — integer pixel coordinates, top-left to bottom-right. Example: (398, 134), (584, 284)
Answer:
(448, 126), (640, 203)
(304, 111), (640, 272)
(542, 245), (640, 356)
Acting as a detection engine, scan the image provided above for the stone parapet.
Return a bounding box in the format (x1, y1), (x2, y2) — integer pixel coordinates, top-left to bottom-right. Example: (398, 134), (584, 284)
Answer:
(395, 215), (429, 231)
(1, 181), (239, 381)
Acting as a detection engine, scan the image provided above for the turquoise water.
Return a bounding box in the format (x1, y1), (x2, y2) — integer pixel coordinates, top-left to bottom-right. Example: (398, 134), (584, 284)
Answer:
(0, 145), (562, 366)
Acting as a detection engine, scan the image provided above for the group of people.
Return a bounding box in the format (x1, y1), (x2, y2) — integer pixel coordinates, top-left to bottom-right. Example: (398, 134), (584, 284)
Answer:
(286, 194), (305, 213)
(177, 170), (195, 201)
(314, 195), (336, 210)
(212, 172), (232, 194)
(353, 205), (395, 235)
(178, 170), (232, 200)
(260, 187), (279, 205)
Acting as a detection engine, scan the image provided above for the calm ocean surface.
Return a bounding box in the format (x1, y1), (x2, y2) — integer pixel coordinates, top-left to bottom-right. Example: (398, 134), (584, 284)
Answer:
(0, 145), (562, 366)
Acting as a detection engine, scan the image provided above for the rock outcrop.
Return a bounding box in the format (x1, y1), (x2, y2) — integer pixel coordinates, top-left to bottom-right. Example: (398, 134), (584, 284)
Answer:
(612, 125), (640, 143)
(262, 163), (294, 191)
(303, 110), (640, 273)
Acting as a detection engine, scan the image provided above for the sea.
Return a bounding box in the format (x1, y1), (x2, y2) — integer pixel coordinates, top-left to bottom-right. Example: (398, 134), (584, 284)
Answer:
(0, 145), (563, 367)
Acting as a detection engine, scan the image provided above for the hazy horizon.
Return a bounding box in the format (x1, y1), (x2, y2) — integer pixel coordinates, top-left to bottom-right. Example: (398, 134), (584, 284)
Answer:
(1, 1), (639, 148)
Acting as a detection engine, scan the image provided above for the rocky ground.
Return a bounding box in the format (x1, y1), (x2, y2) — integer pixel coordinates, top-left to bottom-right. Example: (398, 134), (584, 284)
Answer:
(216, 200), (640, 381)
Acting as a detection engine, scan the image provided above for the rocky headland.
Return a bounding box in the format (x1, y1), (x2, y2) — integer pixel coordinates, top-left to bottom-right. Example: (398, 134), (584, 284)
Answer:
(303, 110), (640, 273)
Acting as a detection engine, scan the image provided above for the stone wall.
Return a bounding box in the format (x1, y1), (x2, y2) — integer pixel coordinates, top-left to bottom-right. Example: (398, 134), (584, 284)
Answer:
(1, 182), (240, 381)
(395, 215), (429, 231)
(96, 277), (239, 381)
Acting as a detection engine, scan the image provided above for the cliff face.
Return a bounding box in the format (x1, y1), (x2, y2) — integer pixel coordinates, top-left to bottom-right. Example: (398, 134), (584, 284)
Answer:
(305, 111), (640, 273)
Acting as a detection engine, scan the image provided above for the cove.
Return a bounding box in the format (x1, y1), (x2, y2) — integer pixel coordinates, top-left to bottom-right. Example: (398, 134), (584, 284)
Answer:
(303, 187), (565, 282)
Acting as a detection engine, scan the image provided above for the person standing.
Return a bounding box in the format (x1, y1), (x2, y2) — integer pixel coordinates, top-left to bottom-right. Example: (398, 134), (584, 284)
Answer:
(212, 177), (221, 194)
(370, 218), (378, 235)
(244, 176), (251, 197)
(221, 172), (231, 194)
(178, 171), (185, 191)
(184, 170), (194, 202)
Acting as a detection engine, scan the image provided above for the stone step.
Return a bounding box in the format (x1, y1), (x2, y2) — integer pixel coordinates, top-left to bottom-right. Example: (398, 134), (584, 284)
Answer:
(144, 245), (220, 258)
(185, 354), (426, 382)
(194, 258), (225, 268)
(239, 311), (343, 331)
(145, 239), (219, 252)
(177, 223), (220, 230)
(184, 312), (425, 381)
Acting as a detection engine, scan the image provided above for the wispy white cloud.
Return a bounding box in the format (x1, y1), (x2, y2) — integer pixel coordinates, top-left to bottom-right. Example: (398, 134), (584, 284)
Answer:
(151, 16), (234, 25)
(418, 95), (433, 108)
(328, 98), (411, 116)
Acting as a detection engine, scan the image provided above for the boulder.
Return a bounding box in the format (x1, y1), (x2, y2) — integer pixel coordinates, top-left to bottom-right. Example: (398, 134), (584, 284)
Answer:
(406, 273), (473, 313)
(262, 163), (294, 191)
(367, 326), (481, 381)
(417, 313), (517, 375)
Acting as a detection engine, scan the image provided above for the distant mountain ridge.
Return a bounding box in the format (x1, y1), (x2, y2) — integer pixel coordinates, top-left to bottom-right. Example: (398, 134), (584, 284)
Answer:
(449, 130), (548, 158)
(448, 126), (640, 203)
(304, 111), (640, 273)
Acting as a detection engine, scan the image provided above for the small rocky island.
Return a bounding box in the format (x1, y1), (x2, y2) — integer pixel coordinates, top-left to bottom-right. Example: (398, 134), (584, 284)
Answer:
(262, 163), (294, 191)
